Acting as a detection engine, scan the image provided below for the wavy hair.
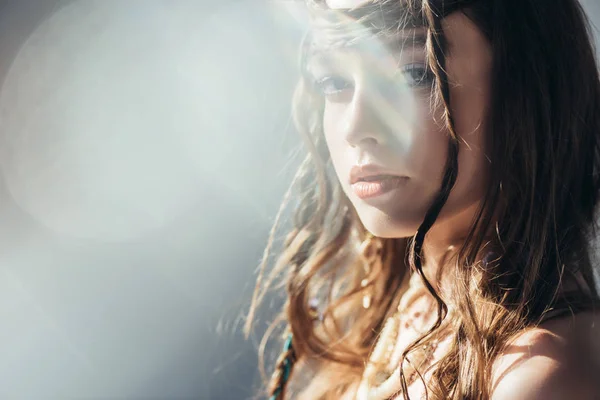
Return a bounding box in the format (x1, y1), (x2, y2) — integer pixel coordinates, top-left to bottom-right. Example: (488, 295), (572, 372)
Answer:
(246, 0), (600, 399)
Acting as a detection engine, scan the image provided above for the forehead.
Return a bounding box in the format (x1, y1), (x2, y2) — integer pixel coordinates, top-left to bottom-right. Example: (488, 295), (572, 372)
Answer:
(305, 0), (428, 67)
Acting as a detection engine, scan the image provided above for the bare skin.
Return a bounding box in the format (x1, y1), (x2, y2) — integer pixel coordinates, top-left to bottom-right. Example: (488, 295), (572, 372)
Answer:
(309, 13), (491, 268)
(312, 3), (600, 398)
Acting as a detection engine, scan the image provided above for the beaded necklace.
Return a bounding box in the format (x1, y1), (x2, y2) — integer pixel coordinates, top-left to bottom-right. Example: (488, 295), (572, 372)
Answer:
(269, 273), (450, 400)
(268, 234), (450, 400)
(356, 271), (449, 399)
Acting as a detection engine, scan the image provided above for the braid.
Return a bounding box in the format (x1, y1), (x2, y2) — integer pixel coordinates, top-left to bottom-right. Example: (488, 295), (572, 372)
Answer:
(268, 333), (297, 400)
(268, 293), (323, 399)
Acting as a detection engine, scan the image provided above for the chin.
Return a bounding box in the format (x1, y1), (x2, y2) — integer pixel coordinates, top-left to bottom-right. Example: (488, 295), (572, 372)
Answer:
(356, 208), (422, 239)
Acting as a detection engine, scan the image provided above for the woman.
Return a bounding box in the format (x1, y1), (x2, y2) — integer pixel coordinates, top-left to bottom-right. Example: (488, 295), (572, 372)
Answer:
(246, 0), (600, 398)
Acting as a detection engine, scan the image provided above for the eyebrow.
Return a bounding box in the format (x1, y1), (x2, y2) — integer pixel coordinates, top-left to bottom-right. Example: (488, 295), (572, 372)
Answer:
(390, 31), (428, 50)
(306, 31), (428, 68)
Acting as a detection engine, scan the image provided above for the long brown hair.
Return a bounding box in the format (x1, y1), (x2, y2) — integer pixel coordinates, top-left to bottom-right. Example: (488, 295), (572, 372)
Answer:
(246, 0), (600, 398)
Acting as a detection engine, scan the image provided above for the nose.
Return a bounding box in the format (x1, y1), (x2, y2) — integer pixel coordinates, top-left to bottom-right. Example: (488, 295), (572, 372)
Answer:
(340, 84), (389, 148)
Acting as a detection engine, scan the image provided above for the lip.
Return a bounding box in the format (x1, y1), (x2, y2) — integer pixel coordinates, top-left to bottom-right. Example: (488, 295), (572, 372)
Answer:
(349, 164), (408, 199)
(351, 176), (407, 199)
(349, 164), (406, 184)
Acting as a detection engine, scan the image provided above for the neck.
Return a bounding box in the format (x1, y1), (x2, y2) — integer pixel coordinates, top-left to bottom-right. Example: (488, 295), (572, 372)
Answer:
(417, 200), (492, 293)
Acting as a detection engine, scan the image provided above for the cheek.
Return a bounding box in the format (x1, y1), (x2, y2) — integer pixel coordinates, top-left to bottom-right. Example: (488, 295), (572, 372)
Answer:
(408, 104), (449, 188)
(322, 106), (338, 149)
(441, 18), (494, 215)
(322, 104), (348, 174)
(443, 71), (491, 214)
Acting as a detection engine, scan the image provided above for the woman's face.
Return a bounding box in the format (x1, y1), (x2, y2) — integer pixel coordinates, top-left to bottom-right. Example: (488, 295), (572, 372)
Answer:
(308, 10), (493, 239)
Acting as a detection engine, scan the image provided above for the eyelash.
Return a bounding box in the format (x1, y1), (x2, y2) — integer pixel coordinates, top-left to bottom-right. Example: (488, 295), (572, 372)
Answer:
(311, 63), (435, 99)
(400, 63), (436, 87)
(312, 76), (353, 98)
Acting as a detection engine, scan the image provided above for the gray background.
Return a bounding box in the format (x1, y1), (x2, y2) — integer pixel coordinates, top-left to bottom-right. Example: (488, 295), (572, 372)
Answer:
(0, 1), (597, 399)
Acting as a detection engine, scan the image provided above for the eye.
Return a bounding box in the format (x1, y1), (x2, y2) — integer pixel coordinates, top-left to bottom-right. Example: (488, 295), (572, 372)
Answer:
(400, 63), (435, 87)
(312, 75), (354, 99)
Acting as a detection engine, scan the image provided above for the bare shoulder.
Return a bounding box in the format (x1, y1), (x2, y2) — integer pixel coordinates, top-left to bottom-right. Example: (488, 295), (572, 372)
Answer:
(490, 311), (600, 400)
